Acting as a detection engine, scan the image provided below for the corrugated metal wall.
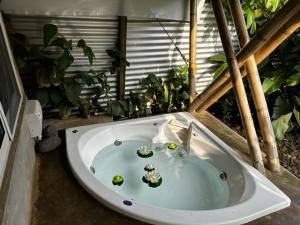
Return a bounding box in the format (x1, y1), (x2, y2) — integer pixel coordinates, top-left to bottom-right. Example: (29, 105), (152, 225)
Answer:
(126, 2), (238, 95)
(8, 2), (239, 116)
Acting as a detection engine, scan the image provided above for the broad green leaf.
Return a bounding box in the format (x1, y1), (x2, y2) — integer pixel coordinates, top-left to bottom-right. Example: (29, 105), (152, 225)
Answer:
(36, 89), (49, 107)
(213, 63), (228, 80)
(208, 53), (226, 63)
(63, 78), (81, 106)
(246, 9), (254, 29)
(272, 112), (292, 142)
(43, 24), (57, 47)
(163, 83), (169, 102)
(80, 74), (95, 86)
(56, 51), (74, 71)
(83, 46), (95, 65)
(37, 70), (51, 88)
(293, 107), (300, 125)
(50, 71), (62, 86)
(119, 100), (129, 112)
(111, 101), (123, 116)
(148, 73), (158, 83)
(285, 73), (300, 86)
(106, 49), (118, 58)
(262, 70), (286, 95)
(270, 0), (280, 12)
(250, 21), (257, 34)
(50, 87), (63, 106)
(258, 57), (269, 69)
(272, 96), (292, 119)
(120, 57), (130, 67)
(77, 39), (95, 65)
(293, 65), (300, 72)
(294, 95), (300, 108)
(51, 38), (72, 50)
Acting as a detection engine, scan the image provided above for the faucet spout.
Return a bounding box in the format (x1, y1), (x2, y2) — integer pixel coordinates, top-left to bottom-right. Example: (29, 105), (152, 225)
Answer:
(186, 122), (194, 153)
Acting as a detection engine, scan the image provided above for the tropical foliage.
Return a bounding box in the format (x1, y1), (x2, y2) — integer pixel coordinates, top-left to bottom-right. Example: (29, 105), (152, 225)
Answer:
(107, 66), (189, 119)
(209, 0), (299, 141)
(260, 31), (300, 141)
(241, 0), (288, 34)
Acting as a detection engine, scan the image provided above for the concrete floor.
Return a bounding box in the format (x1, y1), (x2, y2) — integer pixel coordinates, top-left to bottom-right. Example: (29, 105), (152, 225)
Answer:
(32, 113), (300, 225)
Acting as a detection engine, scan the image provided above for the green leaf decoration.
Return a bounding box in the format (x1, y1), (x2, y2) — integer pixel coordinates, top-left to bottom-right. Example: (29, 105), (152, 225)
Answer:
(59, 103), (72, 119)
(43, 24), (57, 47)
(63, 78), (82, 106)
(272, 112), (292, 142)
(36, 89), (49, 107)
(208, 53), (226, 63)
(272, 96), (292, 119)
(262, 70), (286, 95)
(293, 107), (300, 125)
(77, 39), (95, 65)
(80, 74), (95, 87)
(50, 87), (63, 106)
(285, 73), (300, 86)
(213, 63), (228, 79)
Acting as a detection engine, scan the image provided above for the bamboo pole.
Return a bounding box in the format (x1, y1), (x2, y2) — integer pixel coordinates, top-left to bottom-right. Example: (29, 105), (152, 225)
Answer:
(118, 16), (127, 100)
(228, 0), (280, 172)
(211, 0), (265, 174)
(189, 0), (197, 103)
(189, 0), (300, 112)
(190, 12), (300, 112)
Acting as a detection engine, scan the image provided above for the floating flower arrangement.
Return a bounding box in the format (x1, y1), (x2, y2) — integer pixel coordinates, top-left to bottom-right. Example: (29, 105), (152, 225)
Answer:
(137, 146), (153, 158)
(168, 143), (177, 150)
(143, 171), (162, 188)
(144, 164), (155, 172)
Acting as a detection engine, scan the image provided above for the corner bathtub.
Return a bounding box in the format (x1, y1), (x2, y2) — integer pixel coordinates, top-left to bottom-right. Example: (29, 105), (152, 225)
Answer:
(66, 112), (290, 225)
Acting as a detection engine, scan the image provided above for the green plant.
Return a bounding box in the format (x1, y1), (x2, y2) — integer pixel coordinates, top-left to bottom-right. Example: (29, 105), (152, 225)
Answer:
(241, 0), (288, 34)
(208, 53), (227, 79)
(260, 31), (300, 141)
(77, 69), (111, 117)
(33, 24), (98, 118)
(140, 67), (189, 114)
(164, 66), (189, 111)
(107, 66), (189, 119)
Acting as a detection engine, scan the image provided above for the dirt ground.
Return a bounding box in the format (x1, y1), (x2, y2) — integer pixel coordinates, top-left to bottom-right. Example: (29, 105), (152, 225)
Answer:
(230, 124), (300, 179)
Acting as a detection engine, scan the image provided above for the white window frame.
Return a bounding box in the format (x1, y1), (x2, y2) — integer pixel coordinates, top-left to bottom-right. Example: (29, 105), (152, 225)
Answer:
(0, 103), (11, 186)
(0, 11), (24, 187)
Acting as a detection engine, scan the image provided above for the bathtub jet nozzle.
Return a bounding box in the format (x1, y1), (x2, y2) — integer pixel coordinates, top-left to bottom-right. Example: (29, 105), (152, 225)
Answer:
(114, 139), (122, 146)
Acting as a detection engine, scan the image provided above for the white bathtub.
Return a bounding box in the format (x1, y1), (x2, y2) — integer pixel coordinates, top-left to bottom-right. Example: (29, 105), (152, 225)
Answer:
(66, 112), (290, 225)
